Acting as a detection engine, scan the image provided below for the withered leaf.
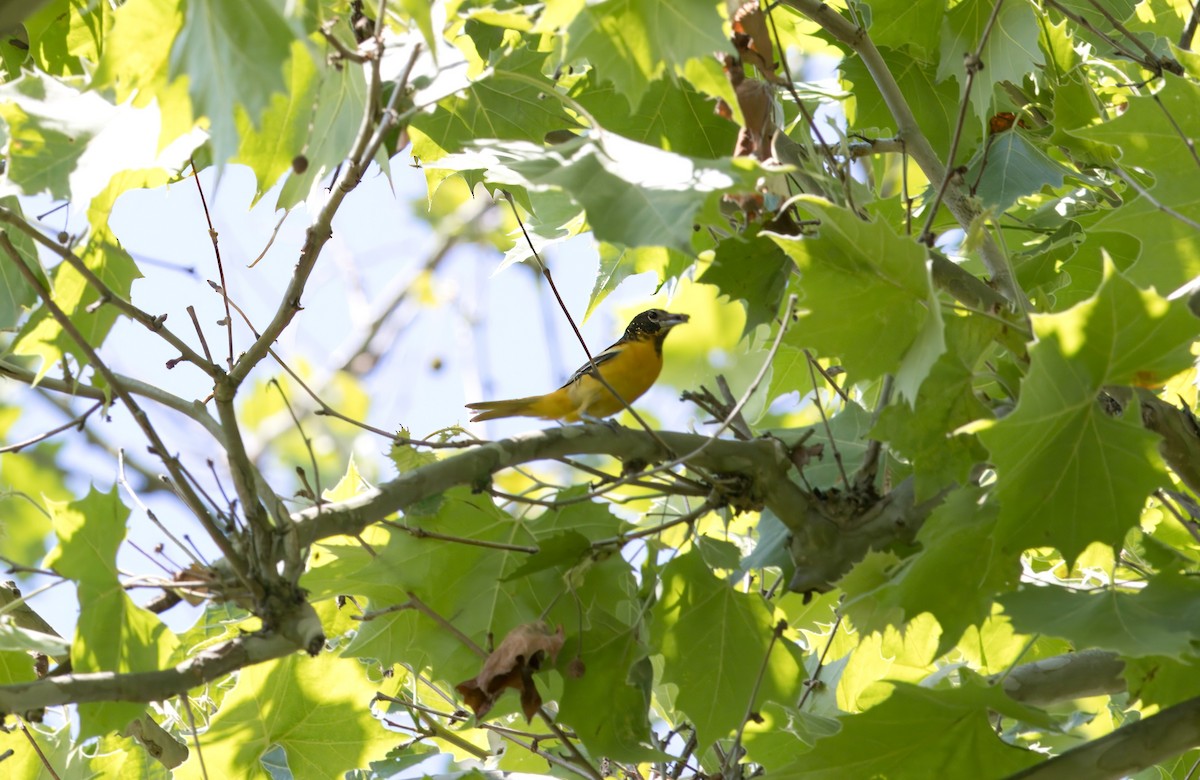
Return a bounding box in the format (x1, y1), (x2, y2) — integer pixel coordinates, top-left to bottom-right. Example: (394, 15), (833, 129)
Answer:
(456, 622), (565, 721)
(732, 2), (784, 84)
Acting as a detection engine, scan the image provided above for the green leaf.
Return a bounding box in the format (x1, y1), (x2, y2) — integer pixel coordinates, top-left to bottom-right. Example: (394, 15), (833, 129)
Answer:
(431, 135), (761, 253)
(0, 197), (45, 333)
(873, 315), (996, 500)
(652, 550), (802, 749)
(840, 487), (1015, 656)
(274, 55), (369, 209)
(979, 262), (1198, 563)
(700, 233), (793, 335)
(965, 131), (1075, 213)
(1124, 654), (1200, 709)
(168, 0), (299, 165)
(772, 198), (942, 385)
(767, 681), (1041, 779)
(862, 0), (945, 59)
(564, 0), (729, 109)
(0, 72), (196, 208)
(937, 0), (1041, 119)
(13, 225), (141, 382)
(389, 428), (437, 474)
(842, 49), (978, 159)
(1073, 75), (1200, 291)
(173, 651), (394, 780)
(572, 74), (737, 159)
(43, 487), (178, 737)
(305, 491), (565, 686)
(559, 611), (660, 762)
(587, 244), (689, 318)
(1000, 572), (1200, 658)
(502, 531), (590, 581)
(410, 48), (576, 163)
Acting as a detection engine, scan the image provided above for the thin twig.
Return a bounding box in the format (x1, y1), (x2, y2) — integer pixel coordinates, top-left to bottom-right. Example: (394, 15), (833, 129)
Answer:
(119, 450), (202, 566)
(406, 591), (488, 657)
(538, 707), (605, 780)
(1113, 167), (1200, 232)
(0, 207), (219, 377)
(723, 619), (787, 778)
(804, 350), (850, 487)
(0, 401), (102, 453)
(381, 521), (539, 553)
(19, 722), (62, 780)
(189, 159), (235, 370)
(0, 232), (256, 596)
(186, 305), (214, 364)
(797, 609), (843, 710)
(1182, 0), (1200, 50)
(918, 0), (1006, 246)
(183, 696), (210, 780)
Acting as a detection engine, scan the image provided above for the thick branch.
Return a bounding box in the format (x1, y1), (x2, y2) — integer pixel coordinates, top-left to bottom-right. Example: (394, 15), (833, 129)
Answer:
(1009, 694), (1200, 779)
(998, 649), (1126, 707)
(288, 425), (810, 550)
(0, 632), (299, 714)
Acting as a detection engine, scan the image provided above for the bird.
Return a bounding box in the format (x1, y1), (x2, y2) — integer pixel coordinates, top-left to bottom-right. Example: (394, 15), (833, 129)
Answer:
(466, 309), (690, 423)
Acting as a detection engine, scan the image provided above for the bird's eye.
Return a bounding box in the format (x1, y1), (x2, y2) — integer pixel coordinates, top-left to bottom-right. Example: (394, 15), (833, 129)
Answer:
(647, 311), (659, 320)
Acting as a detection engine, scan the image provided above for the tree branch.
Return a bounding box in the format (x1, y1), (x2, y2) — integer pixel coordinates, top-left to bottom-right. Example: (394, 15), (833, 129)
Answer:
(779, 0), (1027, 309)
(1008, 693), (1200, 779)
(0, 630), (300, 714)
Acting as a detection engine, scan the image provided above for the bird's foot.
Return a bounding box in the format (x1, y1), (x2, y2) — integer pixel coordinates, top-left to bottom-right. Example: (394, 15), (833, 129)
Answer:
(580, 413), (622, 430)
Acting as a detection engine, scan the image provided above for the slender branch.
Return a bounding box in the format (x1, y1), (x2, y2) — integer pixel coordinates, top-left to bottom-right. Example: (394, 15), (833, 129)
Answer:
(0, 359), (224, 441)
(190, 160), (235, 370)
(917, 0), (1005, 245)
(805, 349), (850, 487)
(1008, 694), (1200, 779)
(228, 37), (419, 385)
(779, 0), (1027, 309)
(0, 401), (102, 453)
(1182, 0), (1200, 50)
(0, 631), (300, 713)
(0, 206), (220, 378)
(724, 619), (786, 777)
(0, 232), (255, 594)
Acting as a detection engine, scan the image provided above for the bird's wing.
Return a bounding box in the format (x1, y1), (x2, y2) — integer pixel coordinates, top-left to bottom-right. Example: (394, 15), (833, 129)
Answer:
(559, 340), (624, 388)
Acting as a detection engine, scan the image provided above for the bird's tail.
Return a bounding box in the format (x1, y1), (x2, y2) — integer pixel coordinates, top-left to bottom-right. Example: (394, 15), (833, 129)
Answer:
(466, 396), (545, 422)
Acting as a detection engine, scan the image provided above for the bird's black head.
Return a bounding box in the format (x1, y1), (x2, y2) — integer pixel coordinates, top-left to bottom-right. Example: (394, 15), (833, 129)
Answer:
(623, 309), (690, 343)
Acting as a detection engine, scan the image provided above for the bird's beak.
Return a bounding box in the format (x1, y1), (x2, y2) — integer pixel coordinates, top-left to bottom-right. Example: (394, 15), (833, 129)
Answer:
(661, 312), (690, 329)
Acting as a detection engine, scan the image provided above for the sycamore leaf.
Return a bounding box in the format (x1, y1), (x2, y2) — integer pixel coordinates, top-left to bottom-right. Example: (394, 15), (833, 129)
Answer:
(0, 196), (44, 331)
(573, 71), (738, 159)
(767, 681), (1041, 779)
(937, 0), (1041, 119)
(979, 261), (1199, 563)
(430, 135), (761, 253)
(0, 73), (196, 207)
(862, 0), (945, 59)
(410, 48), (576, 164)
(772, 198), (943, 386)
(564, 0), (729, 109)
(559, 610), (661, 762)
(43, 487), (178, 738)
(839, 487), (1016, 656)
(700, 233), (793, 335)
(966, 131), (1075, 213)
(168, 0), (298, 165)
(652, 550), (803, 749)
(1073, 75), (1200, 291)
(173, 651), (394, 780)
(1000, 572), (1200, 658)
